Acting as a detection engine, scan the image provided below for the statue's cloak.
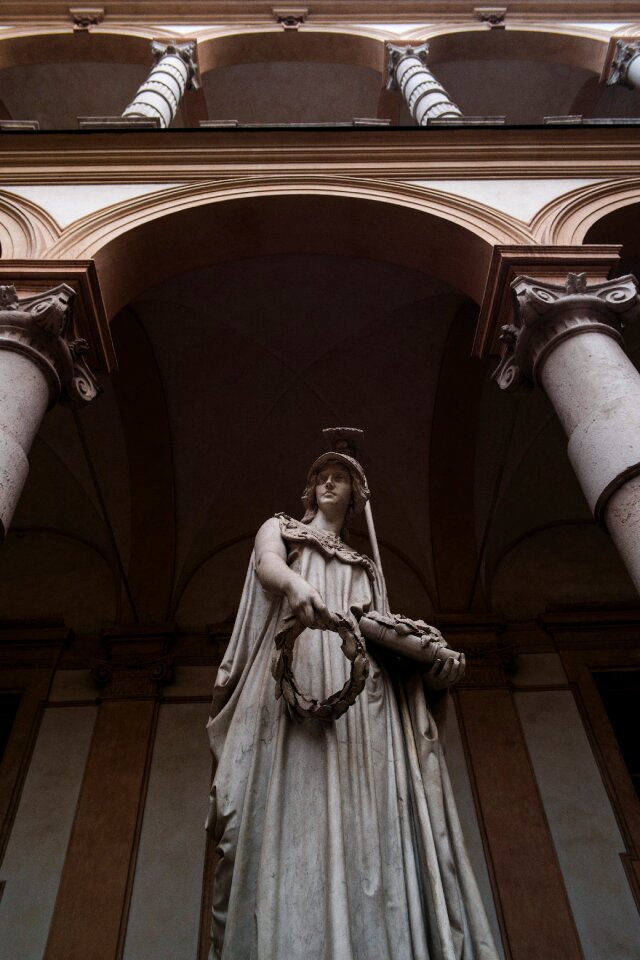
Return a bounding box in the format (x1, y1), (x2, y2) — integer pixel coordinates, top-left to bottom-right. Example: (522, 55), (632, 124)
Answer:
(206, 515), (498, 960)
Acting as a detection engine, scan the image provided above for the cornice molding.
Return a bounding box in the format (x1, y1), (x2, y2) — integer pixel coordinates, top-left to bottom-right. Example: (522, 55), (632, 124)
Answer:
(1, 128), (640, 184)
(0, 2), (638, 23)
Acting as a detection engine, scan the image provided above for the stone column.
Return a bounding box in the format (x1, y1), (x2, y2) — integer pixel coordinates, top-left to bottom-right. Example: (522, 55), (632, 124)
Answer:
(122, 41), (198, 129)
(607, 40), (640, 89)
(493, 272), (640, 593)
(0, 283), (98, 538)
(387, 42), (462, 125)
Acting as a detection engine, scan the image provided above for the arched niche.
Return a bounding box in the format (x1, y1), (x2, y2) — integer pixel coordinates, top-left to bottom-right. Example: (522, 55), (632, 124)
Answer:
(0, 29), (160, 128)
(490, 522), (637, 619)
(0, 529), (121, 629)
(197, 29), (385, 125)
(425, 26), (607, 73)
(531, 179), (640, 246)
(0, 28), (157, 69)
(174, 532), (434, 633)
(423, 28), (609, 124)
(119, 253), (466, 623)
(197, 28), (384, 75)
(584, 197), (640, 359)
(584, 194), (640, 277)
(49, 183), (527, 319)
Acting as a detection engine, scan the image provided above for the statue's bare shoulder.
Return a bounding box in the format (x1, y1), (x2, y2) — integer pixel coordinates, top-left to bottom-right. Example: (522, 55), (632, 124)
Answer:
(255, 516), (286, 563)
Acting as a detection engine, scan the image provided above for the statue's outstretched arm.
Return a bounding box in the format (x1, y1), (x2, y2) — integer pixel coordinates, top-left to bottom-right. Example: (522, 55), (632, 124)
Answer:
(254, 518), (337, 630)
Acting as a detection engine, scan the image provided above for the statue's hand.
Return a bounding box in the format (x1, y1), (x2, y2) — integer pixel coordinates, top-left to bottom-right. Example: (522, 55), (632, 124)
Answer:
(285, 577), (337, 631)
(423, 652), (466, 691)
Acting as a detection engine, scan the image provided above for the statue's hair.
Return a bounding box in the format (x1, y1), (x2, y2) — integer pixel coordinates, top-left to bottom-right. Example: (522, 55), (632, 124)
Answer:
(301, 459), (367, 540)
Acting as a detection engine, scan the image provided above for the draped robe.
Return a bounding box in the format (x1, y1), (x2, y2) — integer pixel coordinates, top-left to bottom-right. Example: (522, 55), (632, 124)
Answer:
(206, 514), (499, 960)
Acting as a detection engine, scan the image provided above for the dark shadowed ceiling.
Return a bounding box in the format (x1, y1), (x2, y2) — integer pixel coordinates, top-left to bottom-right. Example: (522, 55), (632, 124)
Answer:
(0, 241), (635, 635)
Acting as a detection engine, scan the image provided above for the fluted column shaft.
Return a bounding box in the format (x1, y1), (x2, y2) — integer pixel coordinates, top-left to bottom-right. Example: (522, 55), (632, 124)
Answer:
(494, 273), (640, 593)
(0, 284), (99, 537)
(607, 40), (640, 89)
(123, 41), (198, 129)
(387, 42), (462, 125)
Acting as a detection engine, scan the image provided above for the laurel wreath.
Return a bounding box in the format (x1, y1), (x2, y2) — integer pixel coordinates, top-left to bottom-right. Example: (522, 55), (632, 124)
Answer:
(272, 612), (369, 720)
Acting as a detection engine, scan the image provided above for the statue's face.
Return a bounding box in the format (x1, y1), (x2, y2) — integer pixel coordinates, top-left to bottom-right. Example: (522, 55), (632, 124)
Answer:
(315, 461), (352, 520)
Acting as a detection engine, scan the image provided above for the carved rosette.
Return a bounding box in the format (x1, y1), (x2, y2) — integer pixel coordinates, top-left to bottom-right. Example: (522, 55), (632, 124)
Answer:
(493, 273), (640, 393)
(607, 40), (640, 88)
(0, 284), (99, 406)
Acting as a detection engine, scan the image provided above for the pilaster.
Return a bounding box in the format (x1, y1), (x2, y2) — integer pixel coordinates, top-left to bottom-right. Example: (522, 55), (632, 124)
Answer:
(45, 626), (175, 960)
(444, 617), (584, 960)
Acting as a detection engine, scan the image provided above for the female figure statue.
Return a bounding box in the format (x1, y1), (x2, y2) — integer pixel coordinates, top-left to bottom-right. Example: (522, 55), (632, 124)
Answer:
(207, 444), (498, 960)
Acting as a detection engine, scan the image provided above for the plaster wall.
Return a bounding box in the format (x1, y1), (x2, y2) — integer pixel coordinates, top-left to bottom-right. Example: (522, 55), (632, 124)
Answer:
(3, 184), (179, 229)
(516, 689), (640, 960)
(123, 700), (212, 960)
(410, 179), (602, 223)
(0, 706), (97, 960)
(0, 61), (150, 129)
(446, 700), (505, 958)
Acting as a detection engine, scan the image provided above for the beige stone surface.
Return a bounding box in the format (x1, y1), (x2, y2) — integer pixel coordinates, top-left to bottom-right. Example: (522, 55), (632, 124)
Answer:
(0, 706), (97, 960)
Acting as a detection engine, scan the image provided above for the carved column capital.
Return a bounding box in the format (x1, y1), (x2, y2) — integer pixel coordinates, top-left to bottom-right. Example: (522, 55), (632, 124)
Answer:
(607, 39), (640, 88)
(91, 625), (176, 699)
(0, 283), (99, 407)
(386, 42), (428, 90)
(151, 39), (199, 91)
(493, 272), (640, 393)
(91, 654), (175, 699)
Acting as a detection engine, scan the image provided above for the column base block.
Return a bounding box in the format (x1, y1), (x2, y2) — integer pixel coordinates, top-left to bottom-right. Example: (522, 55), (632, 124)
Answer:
(428, 116), (506, 126)
(78, 116), (161, 130)
(0, 120), (40, 131)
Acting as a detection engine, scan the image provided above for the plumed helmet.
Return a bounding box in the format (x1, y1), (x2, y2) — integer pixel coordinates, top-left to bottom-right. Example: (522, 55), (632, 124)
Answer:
(302, 428), (371, 515)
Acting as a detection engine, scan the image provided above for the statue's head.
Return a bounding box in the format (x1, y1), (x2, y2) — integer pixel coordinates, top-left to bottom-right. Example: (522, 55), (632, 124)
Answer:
(301, 452), (370, 538)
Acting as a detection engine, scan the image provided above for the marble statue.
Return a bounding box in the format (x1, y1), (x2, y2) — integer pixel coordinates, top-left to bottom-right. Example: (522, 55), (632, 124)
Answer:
(206, 436), (499, 960)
